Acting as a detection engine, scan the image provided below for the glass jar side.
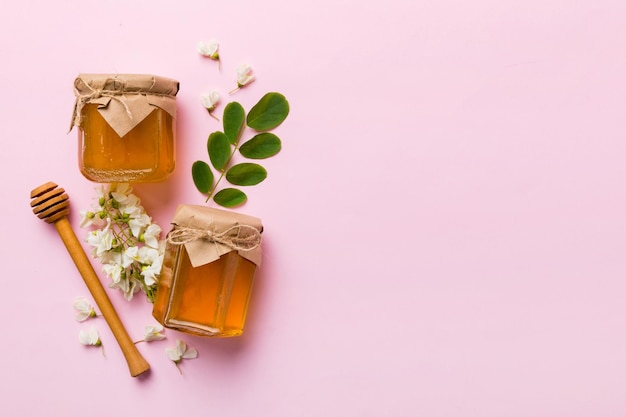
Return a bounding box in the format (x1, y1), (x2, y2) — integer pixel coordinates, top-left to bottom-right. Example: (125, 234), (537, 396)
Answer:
(153, 243), (257, 337)
(78, 104), (175, 183)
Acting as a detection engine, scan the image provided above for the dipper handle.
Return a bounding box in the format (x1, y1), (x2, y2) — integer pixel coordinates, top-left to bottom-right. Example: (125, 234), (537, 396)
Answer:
(30, 182), (150, 377)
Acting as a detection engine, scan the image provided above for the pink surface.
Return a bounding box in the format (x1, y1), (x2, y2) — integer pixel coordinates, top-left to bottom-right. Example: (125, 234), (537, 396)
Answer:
(3, 0), (626, 415)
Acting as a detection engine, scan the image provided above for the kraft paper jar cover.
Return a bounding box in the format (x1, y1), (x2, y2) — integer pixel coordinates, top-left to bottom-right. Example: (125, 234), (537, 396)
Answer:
(71, 73), (179, 137)
(167, 204), (263, 268)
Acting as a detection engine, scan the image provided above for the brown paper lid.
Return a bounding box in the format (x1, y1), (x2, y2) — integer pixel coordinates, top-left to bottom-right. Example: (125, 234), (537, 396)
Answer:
(166, 205), (263, 268)
(70, 74), (179, 137)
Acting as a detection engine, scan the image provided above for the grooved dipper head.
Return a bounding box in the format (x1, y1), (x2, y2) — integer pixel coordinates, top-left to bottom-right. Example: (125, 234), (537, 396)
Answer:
(30, 182), (70, 224)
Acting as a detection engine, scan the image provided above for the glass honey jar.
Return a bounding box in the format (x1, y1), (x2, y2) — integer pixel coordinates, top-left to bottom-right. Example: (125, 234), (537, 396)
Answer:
(153, 205), (263, 337)
(70, 74), (179, 183)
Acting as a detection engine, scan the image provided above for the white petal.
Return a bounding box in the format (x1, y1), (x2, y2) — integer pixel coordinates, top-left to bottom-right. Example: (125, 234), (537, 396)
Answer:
(182, 347), (198, 359)
(75, 311), (90, 322)
(73, 297), (89, 311)
(143, 323), (166, 341)
(166, 347), (181, 361)
(78, 330), (90, 345)
(89, 328), (100, 344)
(198, 39), (218, 56)
(145, 333), (166, 342)
(200, 94), (216, 109)
(175, 339), (187, 354)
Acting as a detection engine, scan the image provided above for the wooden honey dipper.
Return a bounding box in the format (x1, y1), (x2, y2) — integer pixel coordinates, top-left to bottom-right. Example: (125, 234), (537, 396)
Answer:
(30, 182), (150, 377)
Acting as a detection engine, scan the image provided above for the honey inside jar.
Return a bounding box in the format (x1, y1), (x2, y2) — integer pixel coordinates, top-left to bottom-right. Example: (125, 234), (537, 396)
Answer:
(79, 104), (175, 183)
(153, 245), (256, 337)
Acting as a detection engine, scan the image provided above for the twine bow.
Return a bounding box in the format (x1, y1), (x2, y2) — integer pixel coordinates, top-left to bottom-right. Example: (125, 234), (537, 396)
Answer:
(166, 224), (262, 252)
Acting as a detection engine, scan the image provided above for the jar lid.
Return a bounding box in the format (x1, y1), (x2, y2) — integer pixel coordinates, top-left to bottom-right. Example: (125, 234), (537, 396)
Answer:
(166, 205), (263, 268)
(70, 74), (179, 137)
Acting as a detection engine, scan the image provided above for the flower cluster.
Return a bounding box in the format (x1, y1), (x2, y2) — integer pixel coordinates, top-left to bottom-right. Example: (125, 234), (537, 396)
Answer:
(80, 184), (164, 302)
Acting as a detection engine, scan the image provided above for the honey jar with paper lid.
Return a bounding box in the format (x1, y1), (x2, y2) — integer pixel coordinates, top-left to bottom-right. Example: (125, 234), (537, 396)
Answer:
(70, 74), (179, 183)
(152, 205), (263, 337)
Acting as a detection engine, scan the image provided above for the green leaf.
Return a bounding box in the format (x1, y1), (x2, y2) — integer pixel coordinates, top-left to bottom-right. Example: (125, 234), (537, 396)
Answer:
(191, 160), (214, 194)
(225, 163), (267, 186)
(214, 188), (247, 207)
(223, 102), (246, 144)
(239, 133), (282, 159)
(247, 92), (289, 131)
(207, 131), (231, 171)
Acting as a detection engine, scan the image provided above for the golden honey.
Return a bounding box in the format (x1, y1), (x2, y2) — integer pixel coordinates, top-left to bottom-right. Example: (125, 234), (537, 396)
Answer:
(79, 104), (175, 182)
(153, 246), (256, 337)
(71, 74), (179, 183)
(152, 205), (262, 337)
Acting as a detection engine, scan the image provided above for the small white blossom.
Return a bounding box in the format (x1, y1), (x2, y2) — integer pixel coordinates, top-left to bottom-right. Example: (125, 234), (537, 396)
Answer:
(200, 90), (221, 120)
(141, 223), (162, 249)
(200, 90), (220, 110)
(103, 263), (123, 284)
(142, 324), (166, 342)
(79, 210), (107, 228)
(197, 39), (221, 68)
(94, 185), (108, 203)
(122, 246), (140, 268)
(110, 184), (133, 201)
(138, 246), (160, 264)
(118, 197), (142, 218)
(229, 64), (256, 94)
(166, 339), (198, 374)
(141, 264), (159, 286)
(79, 327), (101, 346)
(86, 227), (114, 258)
(117, 277), (140, 301)
(73, 297), (97, 322)
(129, 213), (151, 238)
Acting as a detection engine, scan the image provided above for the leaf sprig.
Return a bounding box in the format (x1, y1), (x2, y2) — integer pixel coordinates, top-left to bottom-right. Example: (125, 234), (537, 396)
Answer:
(192, 92), (289, 207)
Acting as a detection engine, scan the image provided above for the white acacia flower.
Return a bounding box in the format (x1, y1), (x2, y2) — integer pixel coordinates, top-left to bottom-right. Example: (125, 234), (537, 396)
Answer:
(79, 210), (106, 228)
(229, 64), (256, 94)
(119, 197), (142, 218)
(94, 185), (108, 203)
(141, 223), (162, 249)
(129, 213), (152, 238)
(99, 251), (122, 268)
(102, 263), (123, 284)
(139, 247), (163, 286)
(138, 246), (160, 264)
(87, 228), (114, 258)
(197, 39), (220, 67)
(166, 339), (198, 373)
(141, 263), (161, 286)
(79, 327), (101, 346)
(200, 90), (221, 120)
(117, 277), (140, 301)
(112, 183), (132, 195)
(142, 324), (166, 342)
(81, 183), (165, 303)
(122, 246), (140, 268)
(73, 297), (97, 322)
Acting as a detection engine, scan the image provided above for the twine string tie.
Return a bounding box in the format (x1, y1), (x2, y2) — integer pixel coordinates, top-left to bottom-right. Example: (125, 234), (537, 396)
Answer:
(166, 224), (261, 252)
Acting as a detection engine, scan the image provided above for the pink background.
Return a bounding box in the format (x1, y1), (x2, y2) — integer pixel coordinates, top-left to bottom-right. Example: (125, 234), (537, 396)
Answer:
(3, 0), (626, 415)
